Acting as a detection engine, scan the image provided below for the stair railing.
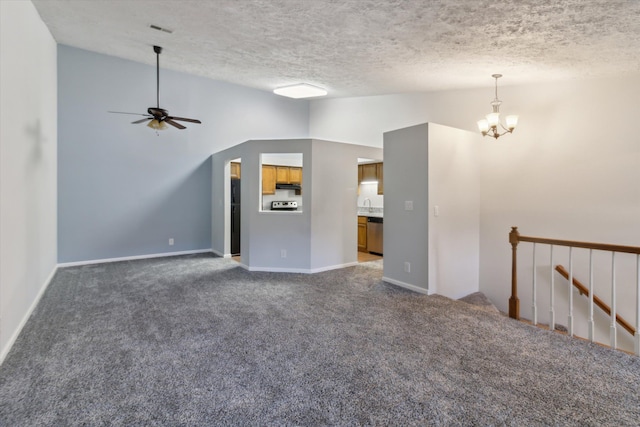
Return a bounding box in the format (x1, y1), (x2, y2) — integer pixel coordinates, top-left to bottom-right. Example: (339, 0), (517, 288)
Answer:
(509, 227), (640, 355)
(554, 265), (635, 336)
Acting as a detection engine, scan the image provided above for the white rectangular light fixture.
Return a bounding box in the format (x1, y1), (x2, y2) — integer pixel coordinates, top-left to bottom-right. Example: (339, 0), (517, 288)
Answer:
(273, 83), (327, 99)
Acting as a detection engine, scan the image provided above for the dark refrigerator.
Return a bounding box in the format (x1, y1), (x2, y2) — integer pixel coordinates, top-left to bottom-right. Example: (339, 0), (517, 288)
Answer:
(230, 178), (241, 255)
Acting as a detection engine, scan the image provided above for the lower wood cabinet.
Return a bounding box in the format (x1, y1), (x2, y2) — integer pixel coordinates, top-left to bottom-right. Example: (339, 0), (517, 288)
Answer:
(358, 216), (368, 252)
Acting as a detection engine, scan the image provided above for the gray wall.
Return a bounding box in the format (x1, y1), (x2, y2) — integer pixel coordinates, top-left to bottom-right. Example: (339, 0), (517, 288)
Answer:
(382, 123), (480, 299)
(383, 124), (430, 291)
(212, 139), (382, 272)
(58, 46), (309, 263)
(310, 140), (382, 270)
(0, 1), (58, 361)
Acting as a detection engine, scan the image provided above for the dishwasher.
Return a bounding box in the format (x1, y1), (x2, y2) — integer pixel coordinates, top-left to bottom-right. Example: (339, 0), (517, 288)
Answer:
(366, 217), (383, 255)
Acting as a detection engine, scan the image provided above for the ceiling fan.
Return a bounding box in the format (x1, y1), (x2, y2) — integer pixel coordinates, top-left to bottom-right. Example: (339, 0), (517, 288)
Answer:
(109, 45), (201, 131)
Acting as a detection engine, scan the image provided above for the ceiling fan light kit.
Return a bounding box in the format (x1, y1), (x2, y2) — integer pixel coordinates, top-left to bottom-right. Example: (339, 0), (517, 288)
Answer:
(109, 45), (201, 133)
(147, 119), (167, 130)
(477, 74), (518, 139)
(273, 83), (328, 99)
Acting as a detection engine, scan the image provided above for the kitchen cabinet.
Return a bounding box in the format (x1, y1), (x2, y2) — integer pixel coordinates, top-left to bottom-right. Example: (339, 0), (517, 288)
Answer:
(358, 216), (368, 252)
(289, 167), (302, 185)
(358, 162), (383, 195)
(275, 166), (303, 185)
(276, 166), (290, 184)
(360, 163), (377, 183)
(230, 162), (241, 179)
(262, 165), (276, 195)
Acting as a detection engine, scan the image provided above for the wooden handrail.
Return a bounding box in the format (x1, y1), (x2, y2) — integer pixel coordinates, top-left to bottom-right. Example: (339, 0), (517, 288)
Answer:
(555, 264), (636, 336)
(508, 226), (640, 320)
(517, 236), (640, 255)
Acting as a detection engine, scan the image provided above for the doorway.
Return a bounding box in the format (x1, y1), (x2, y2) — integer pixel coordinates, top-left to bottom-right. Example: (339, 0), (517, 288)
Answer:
(229, 158), (241, 258)
(357, 157), (384, 263)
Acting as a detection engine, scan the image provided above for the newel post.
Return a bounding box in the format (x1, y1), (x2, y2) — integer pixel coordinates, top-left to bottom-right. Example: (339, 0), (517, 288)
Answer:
(509, 227), (520, 319)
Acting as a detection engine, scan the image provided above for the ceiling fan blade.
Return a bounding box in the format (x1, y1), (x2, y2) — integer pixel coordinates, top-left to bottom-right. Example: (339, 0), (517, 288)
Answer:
(167, 116), (201, 124)
(165, 119), (186, 129)
(108, 111), (148, 116)
(131, 118), (152, 124)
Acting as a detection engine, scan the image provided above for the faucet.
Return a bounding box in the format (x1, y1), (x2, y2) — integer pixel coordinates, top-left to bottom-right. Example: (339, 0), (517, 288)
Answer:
(363, 198), (372, 212)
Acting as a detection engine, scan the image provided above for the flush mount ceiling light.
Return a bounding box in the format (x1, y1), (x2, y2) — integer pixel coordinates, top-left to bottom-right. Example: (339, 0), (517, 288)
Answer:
(273, 83), (327, 99)
(477, 74), (518, 139)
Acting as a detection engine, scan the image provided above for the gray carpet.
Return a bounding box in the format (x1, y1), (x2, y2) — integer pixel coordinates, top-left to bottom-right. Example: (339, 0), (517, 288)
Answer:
(1, 254), (639, 426)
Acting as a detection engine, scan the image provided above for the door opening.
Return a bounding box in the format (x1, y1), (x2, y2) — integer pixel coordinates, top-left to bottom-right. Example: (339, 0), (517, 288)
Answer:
(229, 158), (241, 257)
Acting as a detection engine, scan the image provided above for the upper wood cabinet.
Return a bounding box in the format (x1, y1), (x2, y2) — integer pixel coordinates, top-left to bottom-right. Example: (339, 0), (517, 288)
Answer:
(262, 165), (276, 195)
(289, 167), (302, 185)
(230, 162), (241, 179)
(275, 166), (303, 185)
(361, 163), (377, 182)
(263, 165), (302, 194)
(358, 162), (383, 195)
(276, 166), (289, 184)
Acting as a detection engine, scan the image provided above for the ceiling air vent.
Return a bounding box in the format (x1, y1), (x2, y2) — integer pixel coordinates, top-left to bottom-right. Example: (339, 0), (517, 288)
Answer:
(149, 24), (173, 34)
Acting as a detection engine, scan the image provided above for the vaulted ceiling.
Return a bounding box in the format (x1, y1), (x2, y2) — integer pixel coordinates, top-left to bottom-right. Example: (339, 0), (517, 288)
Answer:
(33, 0), (640, 97)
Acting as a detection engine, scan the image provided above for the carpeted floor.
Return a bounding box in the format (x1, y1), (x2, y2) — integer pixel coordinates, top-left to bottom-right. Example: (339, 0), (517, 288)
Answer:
(1, 253), (639, 426)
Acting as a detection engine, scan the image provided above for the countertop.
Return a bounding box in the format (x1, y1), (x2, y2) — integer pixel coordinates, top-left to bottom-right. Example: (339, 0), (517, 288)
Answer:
(357, 208), (383, 218)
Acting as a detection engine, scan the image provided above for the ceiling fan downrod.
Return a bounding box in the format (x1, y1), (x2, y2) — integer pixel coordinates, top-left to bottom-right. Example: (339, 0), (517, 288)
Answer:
(154, 45), (162, 109)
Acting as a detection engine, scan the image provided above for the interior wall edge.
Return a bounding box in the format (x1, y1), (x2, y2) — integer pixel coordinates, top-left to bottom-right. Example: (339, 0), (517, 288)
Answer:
(0, 265), (58, 365)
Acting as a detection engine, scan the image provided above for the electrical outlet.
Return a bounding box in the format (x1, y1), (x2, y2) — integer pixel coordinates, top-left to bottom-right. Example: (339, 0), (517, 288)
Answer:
(169, 238), (174, 246)
(281, 249), (287, 258)
(404, 262), (411, 273)
(405, 201), (413, 211)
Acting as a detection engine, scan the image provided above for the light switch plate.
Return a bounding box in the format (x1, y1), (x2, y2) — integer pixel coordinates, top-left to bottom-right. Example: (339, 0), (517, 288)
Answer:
(405, 201), (413, 211)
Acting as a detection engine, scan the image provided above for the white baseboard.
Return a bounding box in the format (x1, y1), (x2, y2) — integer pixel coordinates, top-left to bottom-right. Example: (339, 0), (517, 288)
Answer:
(309, 262), (358, 273)
(245, 265), (311, 273)
(245, 261), (358, 274)
(382, 276), (431, 295)
(57, 249), (213, 268)
(211, 249), (232, 258)
(1, 265), (58, 365)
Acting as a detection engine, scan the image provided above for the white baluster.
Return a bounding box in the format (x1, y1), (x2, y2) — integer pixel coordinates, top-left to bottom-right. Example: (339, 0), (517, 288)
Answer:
(549, 245), (555, 331)
(567, 247), (574, 337)
(588, 249), (595, 343)
(532, 243), (537, 325)
(635, 254), (639, 356)
(610, 252), (617, 349)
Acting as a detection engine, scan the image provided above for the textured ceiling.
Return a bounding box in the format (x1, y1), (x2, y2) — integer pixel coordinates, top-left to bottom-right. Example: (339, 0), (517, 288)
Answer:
(32, 0), (640, 97)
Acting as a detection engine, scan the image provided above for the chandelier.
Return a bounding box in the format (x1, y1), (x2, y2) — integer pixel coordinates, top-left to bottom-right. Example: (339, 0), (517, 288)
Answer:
(477, 74), (518, 139)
